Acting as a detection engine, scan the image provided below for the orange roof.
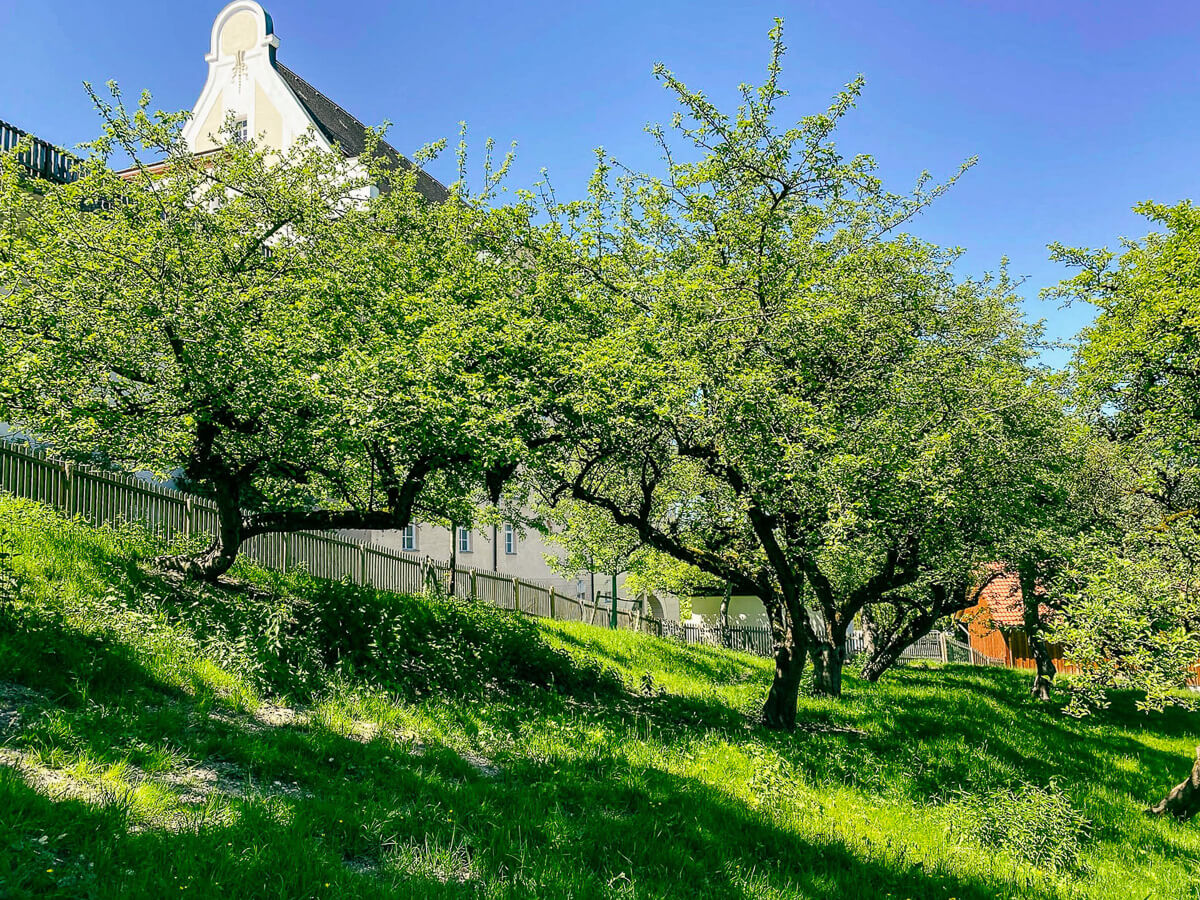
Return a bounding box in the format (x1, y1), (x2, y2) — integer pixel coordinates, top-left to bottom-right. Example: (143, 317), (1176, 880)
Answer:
(978, 572), (1026, 626)
(965, 568), (1052, 629)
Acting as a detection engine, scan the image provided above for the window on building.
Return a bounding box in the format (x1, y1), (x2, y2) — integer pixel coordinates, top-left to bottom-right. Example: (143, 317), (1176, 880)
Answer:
(400, 524), (417, 553)
(576, 578), (586, 601)
(504, 523), (516, 555)
(234, 117), (249, 144)
(457, 526), (472, 553)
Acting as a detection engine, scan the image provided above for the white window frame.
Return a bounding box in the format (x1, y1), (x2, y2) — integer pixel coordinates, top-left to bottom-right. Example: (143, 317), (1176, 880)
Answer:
(234, 117), (249, 144)
(457, 526), (472, 553)
(504, 523), (517, 555)
(400, 524), (417, 553)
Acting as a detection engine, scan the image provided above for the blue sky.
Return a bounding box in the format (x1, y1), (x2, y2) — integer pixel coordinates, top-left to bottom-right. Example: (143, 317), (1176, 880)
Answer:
(3, 0), (1198, 359)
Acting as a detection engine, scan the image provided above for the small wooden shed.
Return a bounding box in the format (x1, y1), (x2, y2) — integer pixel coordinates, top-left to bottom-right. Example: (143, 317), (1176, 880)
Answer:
(957, 570), (1077, 673)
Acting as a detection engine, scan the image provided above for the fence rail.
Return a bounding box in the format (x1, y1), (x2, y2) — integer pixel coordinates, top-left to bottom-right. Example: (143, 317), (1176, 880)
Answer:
(1, 119), (78, 185)
(0, 440), (1009, 667)
(0, 440), (642, 627)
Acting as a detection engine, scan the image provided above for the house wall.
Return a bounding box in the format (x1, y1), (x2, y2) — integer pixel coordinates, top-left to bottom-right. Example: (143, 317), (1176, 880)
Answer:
(342, 523), (631, 609)
(964, 612), (1083, 675)
(688, 594), (769, 628)
(964, 619), (1012, 665)
(184, 1), (332, 157)
(642, 593), (682, 622)
(1002, 631), (1080, 674)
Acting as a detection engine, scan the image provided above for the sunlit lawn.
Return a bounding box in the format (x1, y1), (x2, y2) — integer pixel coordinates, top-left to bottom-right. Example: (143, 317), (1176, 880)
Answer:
(1, 496), (1198, 899)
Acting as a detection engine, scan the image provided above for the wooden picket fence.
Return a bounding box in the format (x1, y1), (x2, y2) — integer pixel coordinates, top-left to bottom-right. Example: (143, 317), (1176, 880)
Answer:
(896, 631), (1006, 667)
(0, 440), (641, 629)
(644, 618), (775, 657)
(0, 440), (1011, 666)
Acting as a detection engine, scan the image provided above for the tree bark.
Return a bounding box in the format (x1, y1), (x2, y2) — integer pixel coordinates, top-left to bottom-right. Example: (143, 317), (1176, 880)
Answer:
(158, 480), (243, 582)
(1149, 747), (1200, 820)
(862, 610), (935, 682)
(861, 648), (896, 683)
(1019, 564), (1056, 702)
(811, 642), (844, 697)
(860, 574), (1002, 683)
(810, 613), (848, 697)
(762, 603), (808, 730)
(860, 605), (879, 660)
(762, 641), (806, 730)
(719, 583), (731, 649)
(1028, 649), (1056, 702)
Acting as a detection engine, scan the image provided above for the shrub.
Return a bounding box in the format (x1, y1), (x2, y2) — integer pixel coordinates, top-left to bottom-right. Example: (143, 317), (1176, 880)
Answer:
(121, 564), (623, 702)
(953, 781), (1090, 872)
(0, 499), (625, 704)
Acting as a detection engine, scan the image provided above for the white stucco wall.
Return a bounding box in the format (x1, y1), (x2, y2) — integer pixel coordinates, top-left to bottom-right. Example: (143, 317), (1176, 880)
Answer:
(184, 2), (331, 157)
(689, 594), (770, 628)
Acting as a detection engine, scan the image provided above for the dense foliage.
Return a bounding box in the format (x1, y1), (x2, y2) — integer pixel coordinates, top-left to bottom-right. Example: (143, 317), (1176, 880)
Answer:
(524, 24), (1074, 726)
(0, 85), (536, 579)
(1047, 201), (1200, 816)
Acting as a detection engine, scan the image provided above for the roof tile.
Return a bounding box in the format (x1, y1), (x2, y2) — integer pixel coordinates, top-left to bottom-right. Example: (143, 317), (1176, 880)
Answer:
(968, 569), (1053, 629)
(275, 63), (449, 203)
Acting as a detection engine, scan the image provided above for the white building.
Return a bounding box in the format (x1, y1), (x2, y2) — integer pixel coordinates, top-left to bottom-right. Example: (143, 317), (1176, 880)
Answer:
(178, 2), (646, 610)
(183, 1), (445, 202)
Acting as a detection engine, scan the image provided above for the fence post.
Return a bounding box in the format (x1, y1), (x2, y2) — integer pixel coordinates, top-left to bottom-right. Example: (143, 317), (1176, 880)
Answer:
(184, 496), (195, 541)
(470, 569), (478, 601)
(63, 462), (75, 517)
(549, 587), (556, 619)
(359, 542), (368, 586)
(939, 631), (948, 663)
(513, 578), (521, 613)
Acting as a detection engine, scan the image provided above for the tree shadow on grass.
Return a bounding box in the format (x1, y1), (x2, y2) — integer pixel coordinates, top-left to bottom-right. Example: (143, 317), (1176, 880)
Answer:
(776, 665), (1200, 882)
(0, 721), (1061, 900)
(0, 504), (1192, 897)
(0, 591), (1068, 900)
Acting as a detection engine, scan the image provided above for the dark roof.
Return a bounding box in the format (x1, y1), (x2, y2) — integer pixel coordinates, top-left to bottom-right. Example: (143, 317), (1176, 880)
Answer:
(274, 63), (448, 202)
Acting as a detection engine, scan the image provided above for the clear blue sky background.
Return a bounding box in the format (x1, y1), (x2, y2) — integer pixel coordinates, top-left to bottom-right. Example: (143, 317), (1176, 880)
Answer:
(3, 0), (1197, 360)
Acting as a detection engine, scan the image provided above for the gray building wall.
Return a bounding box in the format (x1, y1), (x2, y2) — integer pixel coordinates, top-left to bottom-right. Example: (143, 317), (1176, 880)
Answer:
(345, 522), (624, 608)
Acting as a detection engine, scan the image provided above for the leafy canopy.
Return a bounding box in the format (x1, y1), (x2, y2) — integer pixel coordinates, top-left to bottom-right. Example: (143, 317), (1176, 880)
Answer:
(0, 84), (540, 576)
(526, 22), (1070, 696)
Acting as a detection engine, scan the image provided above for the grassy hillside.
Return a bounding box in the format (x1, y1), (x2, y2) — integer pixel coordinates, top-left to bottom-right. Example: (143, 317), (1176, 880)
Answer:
(1, 497), (1198, 899)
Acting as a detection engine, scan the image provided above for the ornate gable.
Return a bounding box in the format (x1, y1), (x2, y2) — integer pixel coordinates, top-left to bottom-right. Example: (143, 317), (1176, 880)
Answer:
(182, 2), (447, 201)
(183, 1), (333, 155)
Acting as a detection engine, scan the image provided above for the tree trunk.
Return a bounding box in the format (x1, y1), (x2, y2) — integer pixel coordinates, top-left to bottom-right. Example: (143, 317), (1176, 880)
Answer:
(1019, 564), (1056, 702)
(762, 641), (806, 730)
(810, 642), (844, 697)
(860, 605), (878, 660)
(810, 614), (848, 698)
(860, 576), (1000, 684)
(762, 604), (808, 730)
(861, 611), (936, 683)
(1029, 648), (1056, 702)
(1149, 747), (1200, 820)
(449, 522), (458, 597)
(158, 482), (242, 582)
(861, 641), (901, 683)
(719, 583), (731, 649)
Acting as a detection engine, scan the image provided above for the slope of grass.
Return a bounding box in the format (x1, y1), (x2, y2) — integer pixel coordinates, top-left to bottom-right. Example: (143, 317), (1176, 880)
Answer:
(1, 496), (1199, 899)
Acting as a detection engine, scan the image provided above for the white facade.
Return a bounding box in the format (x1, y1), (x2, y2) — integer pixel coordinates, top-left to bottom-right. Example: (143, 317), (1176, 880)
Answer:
(185, 3), (322, 157)
(178, 4), (641, 611)
(350, 523), (618, 605)
(688, 593), (770, 628)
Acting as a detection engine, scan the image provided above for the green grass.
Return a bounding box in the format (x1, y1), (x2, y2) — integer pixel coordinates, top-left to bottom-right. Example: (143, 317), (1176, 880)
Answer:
(1, 496), (1199, 899)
